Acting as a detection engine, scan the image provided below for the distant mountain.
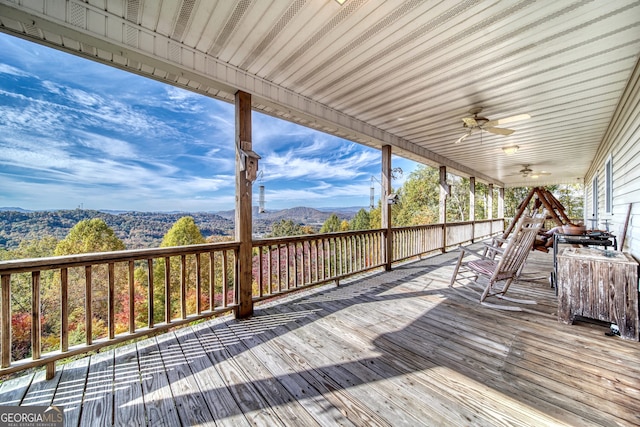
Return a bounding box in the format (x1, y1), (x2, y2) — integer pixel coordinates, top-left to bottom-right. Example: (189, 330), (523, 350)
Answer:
(0, 207), (32, 212)
(0, 209), (233, 250)
(315, 206), (365, 215)
(218, 206), (362, 222)
(0, 206), (361, 250)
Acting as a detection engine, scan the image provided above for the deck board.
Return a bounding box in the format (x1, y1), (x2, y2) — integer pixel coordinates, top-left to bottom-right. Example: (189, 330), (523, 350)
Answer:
(1, 247), (639, 426)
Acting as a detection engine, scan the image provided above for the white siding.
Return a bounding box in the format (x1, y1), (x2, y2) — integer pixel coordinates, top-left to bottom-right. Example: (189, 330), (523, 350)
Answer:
(585, 57), (640, 258)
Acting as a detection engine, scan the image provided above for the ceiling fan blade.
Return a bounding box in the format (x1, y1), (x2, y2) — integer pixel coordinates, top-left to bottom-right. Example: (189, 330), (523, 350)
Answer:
(484, 127), (514, 136)
(462, 117), (478, 127)
(455, 130), (471, 144)
(484, 113), (530, 128)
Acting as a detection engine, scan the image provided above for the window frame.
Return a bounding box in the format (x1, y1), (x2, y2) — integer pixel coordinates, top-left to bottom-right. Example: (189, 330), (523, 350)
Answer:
(605, 154), (613, 214)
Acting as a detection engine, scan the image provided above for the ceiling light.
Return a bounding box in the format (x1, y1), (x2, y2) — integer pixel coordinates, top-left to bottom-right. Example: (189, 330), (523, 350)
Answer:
(502, 145), (519, 155)
(335, 0), (347, 4)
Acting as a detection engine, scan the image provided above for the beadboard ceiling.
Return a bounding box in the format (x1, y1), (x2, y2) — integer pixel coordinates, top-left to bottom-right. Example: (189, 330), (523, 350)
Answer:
(1, 0), (639, 187)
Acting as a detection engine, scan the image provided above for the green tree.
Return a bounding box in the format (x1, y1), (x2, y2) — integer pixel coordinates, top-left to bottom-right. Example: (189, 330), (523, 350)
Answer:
(320, 214), (342, 233)
(447, 175), (470, 222)
(369, 204), (381, 229)
(394, 165), (439, 225)
(350, 208), (371, 230)
(55, 218), (125, 255)
(504, 187), (532, 217)
(54, 219), (126, 345)
(154, 216), (208, 322)
(267, 219), (304, 237)
(160, 216), (206, 247)
(554, 184), (584, 219)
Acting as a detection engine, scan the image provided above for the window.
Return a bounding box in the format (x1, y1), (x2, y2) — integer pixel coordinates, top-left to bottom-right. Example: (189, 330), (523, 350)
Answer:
(605, 155), (613, 214)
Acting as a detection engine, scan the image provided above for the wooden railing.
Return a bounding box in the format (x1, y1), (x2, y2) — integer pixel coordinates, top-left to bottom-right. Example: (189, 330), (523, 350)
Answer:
(0, 219), (503, 377)
(251, 219), (505, 299)
(252, 229), (386, 299)
(391, 224), (444, 262)
(0, 242), (238, 377)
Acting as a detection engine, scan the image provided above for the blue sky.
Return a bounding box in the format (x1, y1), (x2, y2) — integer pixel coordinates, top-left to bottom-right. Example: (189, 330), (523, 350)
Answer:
(0, 33), (416, 213)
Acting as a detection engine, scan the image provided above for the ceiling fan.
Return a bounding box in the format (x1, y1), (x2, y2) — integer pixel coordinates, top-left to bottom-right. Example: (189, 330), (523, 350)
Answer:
(518, 164), (551, 179)
(455, 107), (530, 144)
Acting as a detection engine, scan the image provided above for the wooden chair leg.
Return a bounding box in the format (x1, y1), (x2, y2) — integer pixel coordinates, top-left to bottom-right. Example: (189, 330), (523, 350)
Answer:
(480, 279), (494, 302)
(449, 251), (465, 287)
(498, 278), (515, 296)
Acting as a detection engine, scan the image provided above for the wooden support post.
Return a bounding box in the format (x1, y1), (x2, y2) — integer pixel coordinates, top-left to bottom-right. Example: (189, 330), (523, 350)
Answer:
(235, 91), (254, 318)
(469, 177), (475, 242)
(382, 145), (393, 271)
(498, 187), (504, 219)
(440, 166), (449, 251)
(46, 362), (56, 380)
(469, 177), (475, 222)
(488, 184), (494, 220)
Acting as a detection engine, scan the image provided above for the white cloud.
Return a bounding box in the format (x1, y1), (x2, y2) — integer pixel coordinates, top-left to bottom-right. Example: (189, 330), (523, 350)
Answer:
(0, 63), (30, 77)
(76, 132), (139, 159)
(262, 148), (378, 181)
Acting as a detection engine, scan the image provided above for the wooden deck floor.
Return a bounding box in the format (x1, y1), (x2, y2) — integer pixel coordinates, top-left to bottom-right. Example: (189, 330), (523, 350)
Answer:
(1, 247), (639, 426)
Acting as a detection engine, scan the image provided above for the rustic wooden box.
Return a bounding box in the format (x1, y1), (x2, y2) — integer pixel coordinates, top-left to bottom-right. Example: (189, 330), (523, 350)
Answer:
(557, 247), (639, 340)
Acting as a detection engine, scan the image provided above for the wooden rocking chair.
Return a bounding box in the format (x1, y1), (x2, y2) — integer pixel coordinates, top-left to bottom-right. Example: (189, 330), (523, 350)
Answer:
(449, 216), (545, 310)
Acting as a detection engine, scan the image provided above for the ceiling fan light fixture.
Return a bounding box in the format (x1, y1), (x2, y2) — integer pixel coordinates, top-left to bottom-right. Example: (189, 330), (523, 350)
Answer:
(334, 0), (347, 4)
(502, 145), (519, 155)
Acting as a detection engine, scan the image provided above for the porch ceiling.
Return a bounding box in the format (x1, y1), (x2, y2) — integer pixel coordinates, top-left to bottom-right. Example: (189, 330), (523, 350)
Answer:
(1, 0), (639, 187)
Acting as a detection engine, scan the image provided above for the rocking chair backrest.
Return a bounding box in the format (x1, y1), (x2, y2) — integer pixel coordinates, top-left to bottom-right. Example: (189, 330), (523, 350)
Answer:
(491, 217), (545, 281)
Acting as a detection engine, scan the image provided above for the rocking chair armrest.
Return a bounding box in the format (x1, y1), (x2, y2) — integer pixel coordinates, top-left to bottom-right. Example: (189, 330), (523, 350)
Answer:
(457, 245), (495, 260)
(483, 241), (506, 254)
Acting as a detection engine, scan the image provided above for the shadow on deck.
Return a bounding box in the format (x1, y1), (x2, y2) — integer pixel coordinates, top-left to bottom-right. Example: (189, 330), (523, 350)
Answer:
(1, 247), (639, 426)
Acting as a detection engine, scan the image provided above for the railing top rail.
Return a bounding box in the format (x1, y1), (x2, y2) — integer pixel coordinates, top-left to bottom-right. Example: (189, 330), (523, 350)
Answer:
(391, 224), (442, 232)
(253, 228), (385, 246)
(0, 241), (240, 274)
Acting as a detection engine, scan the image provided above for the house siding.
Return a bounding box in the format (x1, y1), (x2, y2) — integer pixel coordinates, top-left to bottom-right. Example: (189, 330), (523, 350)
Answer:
(585, 57), (640, 259)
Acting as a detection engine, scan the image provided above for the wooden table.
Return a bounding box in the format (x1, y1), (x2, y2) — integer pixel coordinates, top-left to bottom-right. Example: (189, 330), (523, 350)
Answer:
(557, 247), (639, 340)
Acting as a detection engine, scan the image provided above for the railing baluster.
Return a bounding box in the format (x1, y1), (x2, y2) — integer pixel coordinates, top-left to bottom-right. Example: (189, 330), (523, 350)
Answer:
(284, 243), (295, 289)
(108, 262), (115, 340)
(31, 271), (41, 360)
(128, 261), (135, 333)
(277, 244), (282, 292)
(268, 246), (273, 295)
(294, 243), (299, 288)
(222, 250), (229, 307)
(61, 268), (68, 352)
(257, 246), (263, 298)
(147, 259), (154, 328)
(85, 266), (92, 345)
(164, 257), (171, 324)
(180, 255), (186, 319)
(209, 252), (215, 311)
(0, 274), (9, 368)
(196, 253), (202, 315)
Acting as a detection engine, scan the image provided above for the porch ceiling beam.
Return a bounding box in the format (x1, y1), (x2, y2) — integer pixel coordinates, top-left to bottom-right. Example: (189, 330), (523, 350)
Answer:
(0, 1), (501, 186)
